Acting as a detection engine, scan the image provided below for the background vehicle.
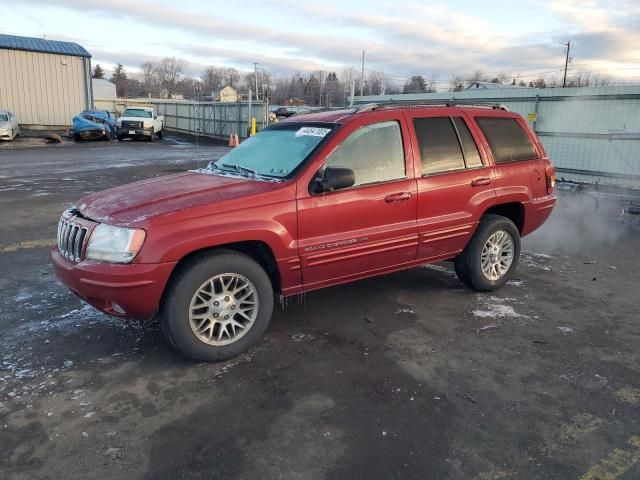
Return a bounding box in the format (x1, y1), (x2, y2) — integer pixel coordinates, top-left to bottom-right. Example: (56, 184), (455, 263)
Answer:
(72, 110), (115, 141)
(0, 110), (20, 141)
(271, 107), (296, 118)
(116, 106), (164, 142)
(52, 104), (556, 362)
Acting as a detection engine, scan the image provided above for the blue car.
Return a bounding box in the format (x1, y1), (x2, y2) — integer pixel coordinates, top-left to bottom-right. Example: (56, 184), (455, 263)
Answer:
(72, 110), (116, 141)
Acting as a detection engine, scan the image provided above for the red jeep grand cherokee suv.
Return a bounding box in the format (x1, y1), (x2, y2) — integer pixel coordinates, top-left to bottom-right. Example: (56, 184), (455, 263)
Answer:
(52, 104), (556, 361)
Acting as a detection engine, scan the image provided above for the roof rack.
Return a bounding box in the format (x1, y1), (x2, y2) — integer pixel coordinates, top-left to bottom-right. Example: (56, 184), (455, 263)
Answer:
(354, 102), (509, 113)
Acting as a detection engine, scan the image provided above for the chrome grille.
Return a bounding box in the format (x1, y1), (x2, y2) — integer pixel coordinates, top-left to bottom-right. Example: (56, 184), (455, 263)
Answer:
(121, 120), (142, 129)
(57, 217), (88, 262)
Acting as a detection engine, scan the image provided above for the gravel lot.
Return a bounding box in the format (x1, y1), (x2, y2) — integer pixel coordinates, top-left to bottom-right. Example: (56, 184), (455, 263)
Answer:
(1, 134), (639, 480)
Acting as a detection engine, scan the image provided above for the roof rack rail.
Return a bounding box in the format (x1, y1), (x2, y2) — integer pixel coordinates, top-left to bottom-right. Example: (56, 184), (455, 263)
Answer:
(353, 102), (509, 112)
(354, 103), (379, 113)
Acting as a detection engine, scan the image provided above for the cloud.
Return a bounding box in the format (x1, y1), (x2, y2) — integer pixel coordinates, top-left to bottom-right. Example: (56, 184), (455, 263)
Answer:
(18, 0), (640, 81)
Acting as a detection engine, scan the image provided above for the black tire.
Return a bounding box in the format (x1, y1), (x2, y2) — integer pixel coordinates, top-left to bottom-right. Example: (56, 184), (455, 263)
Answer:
(74, 133), (81, 142)
(454, 255), (471, 286)
(157, 128), (163, 139)
(116, 135), (123, 141)
(104, 131), (112, 141)
(148, 132), (155, 142)
(160, 250), (274, 362)
(456, 214), (520, 292)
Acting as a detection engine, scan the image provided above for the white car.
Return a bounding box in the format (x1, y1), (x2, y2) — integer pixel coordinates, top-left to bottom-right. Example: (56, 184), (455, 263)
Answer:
(0, 110), (20, 141)
(116, 107), (164, 142)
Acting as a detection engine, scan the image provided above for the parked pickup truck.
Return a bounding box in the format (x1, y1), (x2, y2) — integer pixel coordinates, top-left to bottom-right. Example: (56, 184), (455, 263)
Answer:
(52, 104), (556, 362)
(116, 106), (164, 141)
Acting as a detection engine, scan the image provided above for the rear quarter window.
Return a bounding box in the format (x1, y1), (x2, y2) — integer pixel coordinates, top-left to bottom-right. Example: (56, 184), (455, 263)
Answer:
(476, 117), (538, 164)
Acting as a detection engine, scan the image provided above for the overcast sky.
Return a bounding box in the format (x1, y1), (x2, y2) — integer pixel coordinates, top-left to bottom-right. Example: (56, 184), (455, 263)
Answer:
(4, 0), (640, 85)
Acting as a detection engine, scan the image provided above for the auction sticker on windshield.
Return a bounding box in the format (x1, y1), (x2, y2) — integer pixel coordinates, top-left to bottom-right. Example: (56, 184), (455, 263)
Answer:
(295, 127), (331, 138)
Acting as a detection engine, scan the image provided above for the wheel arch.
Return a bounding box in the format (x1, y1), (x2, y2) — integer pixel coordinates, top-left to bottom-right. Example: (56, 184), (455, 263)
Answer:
(164, 240), (282, 298)
(483, 202), (525, 233)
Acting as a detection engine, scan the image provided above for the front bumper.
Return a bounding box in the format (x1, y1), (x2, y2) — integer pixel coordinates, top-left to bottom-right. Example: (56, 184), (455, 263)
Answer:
(116, 127), (152, 138)
(75, 129), (106, 140)
(0, 129), (13, 140)
(51, 248), (176, 320)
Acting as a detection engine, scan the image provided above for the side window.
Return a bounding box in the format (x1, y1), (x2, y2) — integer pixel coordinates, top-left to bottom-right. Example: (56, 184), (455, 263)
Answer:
(414, 117), (465, 175)
(476, 117), (537, 164)
(453, 117), (483, 168)
(325, 120), (405, 186)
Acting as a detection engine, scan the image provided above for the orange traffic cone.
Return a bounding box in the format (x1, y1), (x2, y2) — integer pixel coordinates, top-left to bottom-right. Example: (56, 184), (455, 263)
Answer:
(228, 133), (235, 147)
(234, 133), (240, 146)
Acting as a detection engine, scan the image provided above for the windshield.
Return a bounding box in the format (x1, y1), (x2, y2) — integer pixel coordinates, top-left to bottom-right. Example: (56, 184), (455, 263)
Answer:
(0, 114), (8, 122)
(122, 109), (152, 118)
(208, 123), (335, 179)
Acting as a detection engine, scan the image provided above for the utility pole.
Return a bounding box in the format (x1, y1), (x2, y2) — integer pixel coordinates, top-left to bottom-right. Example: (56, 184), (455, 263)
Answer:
(562, 41), (571, 88)
(360, 50), (365, 96)
(254, 62), (259, 100)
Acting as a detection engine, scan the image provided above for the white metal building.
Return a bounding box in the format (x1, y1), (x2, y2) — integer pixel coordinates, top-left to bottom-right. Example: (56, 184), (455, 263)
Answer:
(0, 34), (93, 129)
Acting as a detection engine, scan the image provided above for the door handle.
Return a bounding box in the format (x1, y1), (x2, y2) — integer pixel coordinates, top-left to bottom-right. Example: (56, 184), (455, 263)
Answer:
(385, 192), (412, 203)
(471, 177), (491, 187)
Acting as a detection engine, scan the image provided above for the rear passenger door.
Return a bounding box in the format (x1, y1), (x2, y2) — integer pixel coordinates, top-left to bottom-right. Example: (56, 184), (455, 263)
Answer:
(406, 112), (496, 261)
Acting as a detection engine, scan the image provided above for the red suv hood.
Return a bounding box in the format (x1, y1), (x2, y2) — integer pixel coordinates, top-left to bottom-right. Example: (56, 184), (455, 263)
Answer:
(77, 171), (284, 225)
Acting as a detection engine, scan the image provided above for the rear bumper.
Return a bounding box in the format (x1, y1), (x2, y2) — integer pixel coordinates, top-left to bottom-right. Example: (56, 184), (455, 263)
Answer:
(522, 195), (556, 236)
(51, 248), (176, 320)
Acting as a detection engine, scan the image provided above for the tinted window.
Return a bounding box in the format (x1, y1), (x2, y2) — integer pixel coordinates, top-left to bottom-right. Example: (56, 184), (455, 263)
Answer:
(414, 117), (465, 175)
(325, 121), (405, 186)
(453, 117), (483, 168)
(476, 117), (537, 164)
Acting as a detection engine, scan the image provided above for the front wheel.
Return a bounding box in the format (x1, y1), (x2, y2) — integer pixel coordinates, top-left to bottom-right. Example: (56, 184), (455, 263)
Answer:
(455, 214), (520, 291)
(160, 250), (274, 362)
(157, 128), (163, 139)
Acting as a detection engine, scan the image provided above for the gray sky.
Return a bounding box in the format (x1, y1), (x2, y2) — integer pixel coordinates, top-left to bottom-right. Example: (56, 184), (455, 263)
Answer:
(5, 0), (640, 84)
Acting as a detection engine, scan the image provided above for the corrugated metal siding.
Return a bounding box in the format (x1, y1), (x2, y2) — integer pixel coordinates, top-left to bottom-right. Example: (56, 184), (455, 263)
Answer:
(356, 86), (640, 188)
(0, 48), (89, 127)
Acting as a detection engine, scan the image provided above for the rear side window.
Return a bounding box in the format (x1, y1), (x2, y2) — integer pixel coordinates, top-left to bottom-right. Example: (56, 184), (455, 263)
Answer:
(414, 117), (465, 175)
(326, 120), (405, 186)
(476, 117), (537, 164)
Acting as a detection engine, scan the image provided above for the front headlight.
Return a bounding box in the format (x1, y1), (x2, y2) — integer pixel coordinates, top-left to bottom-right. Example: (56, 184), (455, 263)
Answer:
(116, 120), (122, 127)
(85, 224), (146, 263)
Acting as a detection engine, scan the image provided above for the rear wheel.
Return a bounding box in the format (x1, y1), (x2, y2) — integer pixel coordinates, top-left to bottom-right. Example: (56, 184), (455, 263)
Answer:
(455, 214), (520, 291)
(160, 250), (274, 362)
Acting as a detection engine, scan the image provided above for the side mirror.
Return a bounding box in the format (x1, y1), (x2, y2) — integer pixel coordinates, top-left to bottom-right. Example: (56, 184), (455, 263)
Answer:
(311, 166), (355, 194)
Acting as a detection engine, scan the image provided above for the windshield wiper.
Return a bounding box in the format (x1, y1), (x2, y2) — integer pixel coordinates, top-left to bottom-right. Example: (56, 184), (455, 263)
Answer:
(221, 163), (258, 177)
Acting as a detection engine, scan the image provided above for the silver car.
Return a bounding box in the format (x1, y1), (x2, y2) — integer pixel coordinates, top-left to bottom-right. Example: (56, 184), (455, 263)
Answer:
(0, 110), (20, 141)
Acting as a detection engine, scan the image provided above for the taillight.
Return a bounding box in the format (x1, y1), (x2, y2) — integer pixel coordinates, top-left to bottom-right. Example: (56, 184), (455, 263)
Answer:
(545, 166), (556, 194)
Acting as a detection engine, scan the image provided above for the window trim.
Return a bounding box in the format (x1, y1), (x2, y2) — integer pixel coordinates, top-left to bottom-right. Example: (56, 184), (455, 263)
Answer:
(312, 119), (408, 194)
(416, 115), (485, 178)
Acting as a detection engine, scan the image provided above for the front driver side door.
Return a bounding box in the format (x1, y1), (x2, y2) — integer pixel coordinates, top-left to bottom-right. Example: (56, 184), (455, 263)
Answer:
(296, 115), (418, 289)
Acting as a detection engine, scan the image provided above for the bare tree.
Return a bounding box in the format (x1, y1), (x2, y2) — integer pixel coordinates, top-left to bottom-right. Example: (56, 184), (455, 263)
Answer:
(141, 61), (159, 97)
(156, 57), (187, 99)
(200, 66), (225, 94)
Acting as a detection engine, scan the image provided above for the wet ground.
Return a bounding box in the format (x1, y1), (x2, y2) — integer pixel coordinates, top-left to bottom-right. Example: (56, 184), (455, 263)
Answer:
(1, 134), (639, 480)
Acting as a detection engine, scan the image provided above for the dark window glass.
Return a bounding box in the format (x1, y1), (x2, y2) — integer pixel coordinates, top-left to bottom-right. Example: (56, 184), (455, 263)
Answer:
(326, 121), (405, 186)
(414, 117), (465, 175)
(453, 117), (483, 168)
(476, 117), (537, 164)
